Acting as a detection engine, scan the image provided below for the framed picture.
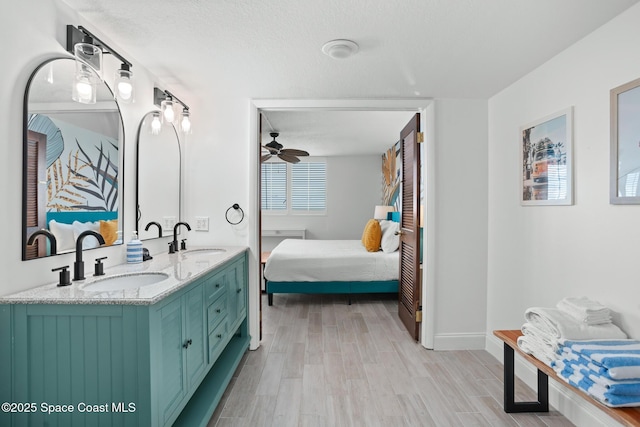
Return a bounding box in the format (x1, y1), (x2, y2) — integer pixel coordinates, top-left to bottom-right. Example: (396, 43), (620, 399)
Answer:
(610, 77), (640, 204)
(521, 107), (573, 206)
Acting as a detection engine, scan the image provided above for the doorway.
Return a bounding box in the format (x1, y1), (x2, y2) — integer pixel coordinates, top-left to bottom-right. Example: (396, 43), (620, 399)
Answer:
(248, 99), (435, 351)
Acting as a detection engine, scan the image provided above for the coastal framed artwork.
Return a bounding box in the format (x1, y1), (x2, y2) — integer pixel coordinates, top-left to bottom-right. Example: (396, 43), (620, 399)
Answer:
(610, 77), (640, 204)
(520, 107), (573, 206)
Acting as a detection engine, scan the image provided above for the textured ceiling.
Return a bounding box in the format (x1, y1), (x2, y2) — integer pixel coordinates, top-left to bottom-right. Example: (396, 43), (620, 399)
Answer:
(60, 0), (639, 154)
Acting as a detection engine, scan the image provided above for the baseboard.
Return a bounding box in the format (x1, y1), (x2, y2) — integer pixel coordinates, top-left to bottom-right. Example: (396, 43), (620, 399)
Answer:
(485, 334), (623, 427)
(433, 332), (486, 350)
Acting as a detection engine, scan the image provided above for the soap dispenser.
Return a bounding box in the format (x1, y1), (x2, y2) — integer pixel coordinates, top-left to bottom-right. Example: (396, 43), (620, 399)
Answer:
(126, 231), (143, 263)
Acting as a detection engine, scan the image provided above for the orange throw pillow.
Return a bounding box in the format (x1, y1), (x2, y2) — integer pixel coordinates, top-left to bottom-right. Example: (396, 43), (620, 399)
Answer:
(361, 219), (382, 252)
(99, 220), (119, 245)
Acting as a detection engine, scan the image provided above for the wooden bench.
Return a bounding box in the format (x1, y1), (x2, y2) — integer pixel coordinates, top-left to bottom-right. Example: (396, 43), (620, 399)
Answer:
(494, 330), (640, 427)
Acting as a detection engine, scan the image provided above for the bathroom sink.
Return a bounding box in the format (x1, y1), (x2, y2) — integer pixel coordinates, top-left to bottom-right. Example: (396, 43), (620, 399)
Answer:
(182, 248), (227, 257)
(83, 272), (170, 291)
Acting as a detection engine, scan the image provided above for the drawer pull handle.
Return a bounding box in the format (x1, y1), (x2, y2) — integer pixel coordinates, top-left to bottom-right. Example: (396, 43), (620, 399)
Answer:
(183, 339), (192, 349)
(237, 289), (242, 293)
(216, 334), (222, 339)
(215, 284), (221, 288)
(216, 308), (221, 313)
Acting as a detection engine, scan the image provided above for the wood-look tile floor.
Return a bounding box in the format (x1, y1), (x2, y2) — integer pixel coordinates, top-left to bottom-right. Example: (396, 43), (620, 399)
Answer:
(208, 293), (574, 427)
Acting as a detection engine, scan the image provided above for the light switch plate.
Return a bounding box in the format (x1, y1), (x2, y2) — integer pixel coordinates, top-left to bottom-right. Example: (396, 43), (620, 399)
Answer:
(163, 216), (177, 231)
(195, 216), (209, 231)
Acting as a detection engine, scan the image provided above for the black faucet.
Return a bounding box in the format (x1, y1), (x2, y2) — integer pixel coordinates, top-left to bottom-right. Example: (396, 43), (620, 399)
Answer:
(27, 229), (57, 255)
(145, 221), (163, 238)
(172, 222), (191, 253)
(73, 230), (105, 281)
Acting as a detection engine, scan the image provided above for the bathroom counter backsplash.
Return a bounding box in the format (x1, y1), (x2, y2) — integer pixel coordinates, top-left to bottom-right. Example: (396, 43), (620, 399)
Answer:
(0, 246), (248, 306)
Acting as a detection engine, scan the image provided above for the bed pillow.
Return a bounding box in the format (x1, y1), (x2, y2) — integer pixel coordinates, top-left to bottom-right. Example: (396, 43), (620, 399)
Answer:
(48, 220), (76, 252)
(361, 219), (382, 252)
(72, 221), (101, 250)
(379, 220), (400, 253)
(100, 220), (119, 245)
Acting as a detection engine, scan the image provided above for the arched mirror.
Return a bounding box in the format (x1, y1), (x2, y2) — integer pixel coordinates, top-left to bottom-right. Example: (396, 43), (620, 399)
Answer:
(23, 57), (124, 260)
(136, 111), (181, 240)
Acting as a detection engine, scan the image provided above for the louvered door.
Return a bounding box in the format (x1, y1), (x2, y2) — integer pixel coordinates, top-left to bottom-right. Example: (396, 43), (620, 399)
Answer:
(398, 114), (421, 341)
(24, 130), (47, 260)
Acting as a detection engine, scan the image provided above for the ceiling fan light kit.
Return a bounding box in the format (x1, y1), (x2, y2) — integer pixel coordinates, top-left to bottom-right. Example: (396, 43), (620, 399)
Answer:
(261, 132), (310, 164)
(321, 39), (359, 59)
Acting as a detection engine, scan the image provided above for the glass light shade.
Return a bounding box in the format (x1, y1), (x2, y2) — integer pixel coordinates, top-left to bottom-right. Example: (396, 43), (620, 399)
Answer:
(74, 42), (102, 78)
(72, 68), (97, 104)
(180, 109), (191, 134)
(161, 98), (175, 123)
(114, 68), (134, 103)
(150, 112), (162, 135)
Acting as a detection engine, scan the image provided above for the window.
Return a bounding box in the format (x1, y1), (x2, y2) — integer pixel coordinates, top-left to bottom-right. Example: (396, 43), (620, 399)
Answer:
(291, 162), (326, 212)
(261, 162), (287, 211)
(261, 160), (326, 214)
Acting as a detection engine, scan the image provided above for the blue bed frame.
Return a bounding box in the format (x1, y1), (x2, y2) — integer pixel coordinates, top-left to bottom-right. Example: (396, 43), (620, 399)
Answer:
(266, 280), (398, 305)
(266, 211), (400, 306)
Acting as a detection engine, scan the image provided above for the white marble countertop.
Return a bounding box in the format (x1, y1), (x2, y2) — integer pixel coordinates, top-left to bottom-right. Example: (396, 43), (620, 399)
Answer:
(0, 246), (248, 306)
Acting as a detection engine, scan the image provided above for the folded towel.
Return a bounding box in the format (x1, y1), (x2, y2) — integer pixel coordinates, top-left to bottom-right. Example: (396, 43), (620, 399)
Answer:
(559, 343), (640, 380)
(525, 307), (627, 341)
(517, 335), (556, 366)
(580, 369), (640, 395)
(522, 322), (560, 353)
(586, 384), (640, 407)
(557, 297), (611, 325)
(557, 366), (640, 407)
(555, 357), (640, 395)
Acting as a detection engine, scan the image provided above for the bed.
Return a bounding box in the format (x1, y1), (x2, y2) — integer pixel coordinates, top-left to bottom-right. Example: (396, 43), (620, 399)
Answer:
(264, 238), (399, 305)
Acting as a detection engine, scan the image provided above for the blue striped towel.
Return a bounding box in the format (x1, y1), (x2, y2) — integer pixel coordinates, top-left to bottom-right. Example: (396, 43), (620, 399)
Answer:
(558, 340), (640, 380)
(555, 364), (640, 407)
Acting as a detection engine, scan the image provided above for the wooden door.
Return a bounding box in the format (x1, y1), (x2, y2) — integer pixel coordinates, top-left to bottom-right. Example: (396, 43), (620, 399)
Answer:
(24, 130), (47, 260)
(398, 113), (421, 340)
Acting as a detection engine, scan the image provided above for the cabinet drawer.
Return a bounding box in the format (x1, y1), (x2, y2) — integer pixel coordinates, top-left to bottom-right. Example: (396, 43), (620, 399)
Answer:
(204, 271), (225, 305)
(208, 319), (228, 362)
(207, 293), (227, 333)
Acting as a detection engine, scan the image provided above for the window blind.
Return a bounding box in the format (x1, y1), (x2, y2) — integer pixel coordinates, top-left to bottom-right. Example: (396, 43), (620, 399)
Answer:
(261, 162), (287, 211)
(291, 162), (326, 212)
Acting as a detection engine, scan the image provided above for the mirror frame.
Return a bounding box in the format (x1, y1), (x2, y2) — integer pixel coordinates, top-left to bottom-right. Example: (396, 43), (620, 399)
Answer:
(610, 76), (640, 204)
(22, 57), (125, 260)
(135, 110), (182, 240)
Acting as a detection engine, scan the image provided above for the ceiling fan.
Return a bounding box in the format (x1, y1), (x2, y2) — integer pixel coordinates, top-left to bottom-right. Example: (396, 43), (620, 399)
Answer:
(261, 132), (309, 164)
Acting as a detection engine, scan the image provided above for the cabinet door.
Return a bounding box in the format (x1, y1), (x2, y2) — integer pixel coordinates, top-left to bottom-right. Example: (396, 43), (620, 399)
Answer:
(158, 297), (186, 425)
(185, 285), (206, 388)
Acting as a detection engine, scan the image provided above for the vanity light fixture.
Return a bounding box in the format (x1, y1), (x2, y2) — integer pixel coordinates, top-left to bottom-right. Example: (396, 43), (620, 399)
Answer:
(161, 96), (175, 123)
(150, 112), (162, 135)
(66, 25), (135, 104)
(180, 108), (191, 134)
(153, 87), (192, 134)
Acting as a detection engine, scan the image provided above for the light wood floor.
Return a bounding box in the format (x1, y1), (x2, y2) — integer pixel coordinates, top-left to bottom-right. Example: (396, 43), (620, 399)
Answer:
(208, 293), (574, 427)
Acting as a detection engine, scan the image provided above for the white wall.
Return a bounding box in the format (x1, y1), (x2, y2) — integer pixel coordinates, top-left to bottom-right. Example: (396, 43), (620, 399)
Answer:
(430, 99), (489, 350)
(486, 4), (640, 426)
(261, 155), (381, 251)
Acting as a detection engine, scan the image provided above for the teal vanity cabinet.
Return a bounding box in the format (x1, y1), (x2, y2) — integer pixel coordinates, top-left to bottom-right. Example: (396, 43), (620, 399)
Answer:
(0, 250), (249, 427)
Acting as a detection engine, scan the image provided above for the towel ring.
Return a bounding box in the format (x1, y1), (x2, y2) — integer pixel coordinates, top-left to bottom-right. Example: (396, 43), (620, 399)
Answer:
(225, 203), (244, 225)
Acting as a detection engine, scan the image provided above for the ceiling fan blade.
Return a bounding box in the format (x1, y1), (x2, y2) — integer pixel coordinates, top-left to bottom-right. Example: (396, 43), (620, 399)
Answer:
(278, 153), (300, 163)
(262, 145), (278, 154)
(280, 149), (309, 156)
(261, 154), (272, 162)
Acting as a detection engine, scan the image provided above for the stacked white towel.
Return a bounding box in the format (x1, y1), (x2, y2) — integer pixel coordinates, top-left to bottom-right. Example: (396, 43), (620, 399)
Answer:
(517, 306), (627, 366)
(552, 340), (640, 407)
(557, 297), (611, 325)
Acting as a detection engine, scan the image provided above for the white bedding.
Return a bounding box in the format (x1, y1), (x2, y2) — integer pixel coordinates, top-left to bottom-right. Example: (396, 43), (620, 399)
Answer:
(264, 239), (399, 282)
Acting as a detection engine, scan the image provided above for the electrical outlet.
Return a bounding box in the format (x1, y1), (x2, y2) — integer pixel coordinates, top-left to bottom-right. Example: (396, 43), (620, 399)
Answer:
(163, 216), (177, 231)
(195, 216), (209, 231)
